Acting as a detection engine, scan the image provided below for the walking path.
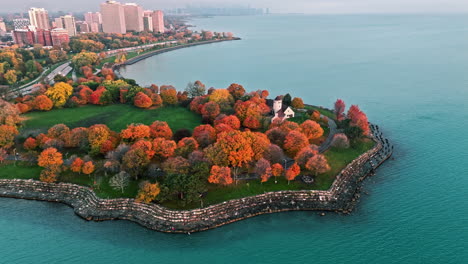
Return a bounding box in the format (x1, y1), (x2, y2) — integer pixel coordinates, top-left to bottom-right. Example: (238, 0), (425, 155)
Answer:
(319, 117), (338, 153)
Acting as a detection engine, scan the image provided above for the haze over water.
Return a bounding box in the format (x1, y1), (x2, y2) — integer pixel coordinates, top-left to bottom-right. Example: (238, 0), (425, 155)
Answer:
(2, 15), (468, 263)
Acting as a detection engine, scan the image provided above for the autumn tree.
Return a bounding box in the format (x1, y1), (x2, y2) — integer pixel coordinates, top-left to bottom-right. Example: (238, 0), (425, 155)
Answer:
(0, 148), (7, 164)
(82, 161), (95, 176)
(133, 92), (153, 108)
(255, 158), (272, 183)
(192, 124), (216, 148)
(149, 121), (173, 139)
(305, 154), (331, 176)
(33, 95), (53, 111)
(291, 97), (305, 109)
(176, 137), (199, 157)
(295, 145), (319, 169)
(227, 83), (245, 99)
(71, 51), (99, 69)
(162, 156), (190, 175)
(109, 171), (130, 193)
(284, 130), (309, 157)
(271, 163), (284, 183)
(331, 133), (350, 148)
(300, 120), (324, 140)
(214, 115), (241, 130)
(152, 138), (176, 160)
(334, 99), (346, 121)
(285, 163), (300, 184)
(201, 101), (220, 121)
(135, 181), (161, 203)
(208, 165), (233, 185)
(88, 124), (110, 152)
(23, 137), (38, 151)
(160, 86), (178, 105)
(121, 123), (151, 141)
(4, 70), (17, 85)
(70, 157), (84, 173)
(122, 148), (150, 179)
(0, 125), (18, 148)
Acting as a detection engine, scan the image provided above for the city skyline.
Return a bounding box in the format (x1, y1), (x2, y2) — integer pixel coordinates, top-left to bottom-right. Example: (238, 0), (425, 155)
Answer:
(1, 0), (468, 14)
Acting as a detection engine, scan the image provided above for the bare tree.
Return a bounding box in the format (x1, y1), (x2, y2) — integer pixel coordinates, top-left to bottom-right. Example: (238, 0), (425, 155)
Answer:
(109, 171), (130, 193)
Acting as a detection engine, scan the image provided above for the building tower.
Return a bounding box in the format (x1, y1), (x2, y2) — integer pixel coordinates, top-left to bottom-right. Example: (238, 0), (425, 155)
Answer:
(54, 15), (77, 36)
(143, 11), (153, 32)
(28, 7), (50, 30)
(84, 12), (102, 32)
(124, 3), (144, 32)
(151, 10), (165, 33)
(100, 1), (126, 34)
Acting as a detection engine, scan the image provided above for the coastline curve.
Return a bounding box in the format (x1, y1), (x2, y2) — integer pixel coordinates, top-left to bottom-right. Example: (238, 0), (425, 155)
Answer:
(0, 124), (392, 233)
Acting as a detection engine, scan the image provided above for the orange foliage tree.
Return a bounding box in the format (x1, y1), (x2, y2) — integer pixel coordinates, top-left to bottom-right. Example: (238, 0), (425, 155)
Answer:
(0, 125), (19, 148)
(149, 121), (173, 139)
(285, 163), (300, 184)
(121, 123), (151, 141)
(23, 137), (38, 150)
(176, 137), (199, 157)
(284, 130), (309, 157)
(135, 182), (161, 203)
(160, 86), (178, 105)
(271, 163), (284, 183)
(82, 161), (95, 176)
(134, 92), (153, 108)
(152, 138), (176, 160)
(192, 124), (216, 148)
(70, 157), (84, 173)
(291, 97), (304, 109)
(201, 101), (220, 121)
(208, 165), (233, 185)
(33, 95), (53, 111)
(255, 158), (272, 183)
(300, 120), (324, 140)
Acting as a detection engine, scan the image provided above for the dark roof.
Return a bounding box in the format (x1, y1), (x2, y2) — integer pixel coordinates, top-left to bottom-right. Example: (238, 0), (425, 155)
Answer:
(275, 95), (283, 100)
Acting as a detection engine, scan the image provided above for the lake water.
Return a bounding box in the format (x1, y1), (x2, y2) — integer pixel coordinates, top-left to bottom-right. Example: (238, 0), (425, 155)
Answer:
(2, 15), (468, 263)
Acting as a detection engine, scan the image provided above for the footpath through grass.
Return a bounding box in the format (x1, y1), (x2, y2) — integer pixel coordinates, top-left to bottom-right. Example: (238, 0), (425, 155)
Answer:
(22, 104), (202, 134)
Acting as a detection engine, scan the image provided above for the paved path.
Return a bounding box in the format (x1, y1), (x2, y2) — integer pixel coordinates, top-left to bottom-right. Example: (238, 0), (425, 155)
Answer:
(319, 117), (338, 153)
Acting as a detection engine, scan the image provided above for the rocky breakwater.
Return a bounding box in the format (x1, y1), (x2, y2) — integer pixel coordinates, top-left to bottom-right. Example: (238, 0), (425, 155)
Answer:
(0, 124), (392, 233)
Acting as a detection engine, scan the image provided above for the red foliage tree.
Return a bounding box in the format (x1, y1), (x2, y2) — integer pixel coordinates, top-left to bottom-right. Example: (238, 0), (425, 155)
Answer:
(255, 158), (272, 183)
(23, 137), (38, 150)
(285, 163), (300, 184)
(131, 140), (155, 159)
(193, 124), (216, 148)
(152, 138), (176, 160)
(214, 115), (241, 130)
(334, 99), (346, 121)
(227, 83), (245, 99)
(176, 137), (199, 158)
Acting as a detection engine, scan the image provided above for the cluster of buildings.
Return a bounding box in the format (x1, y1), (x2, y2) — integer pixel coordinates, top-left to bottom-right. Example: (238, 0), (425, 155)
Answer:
(9, 1), (165, 48)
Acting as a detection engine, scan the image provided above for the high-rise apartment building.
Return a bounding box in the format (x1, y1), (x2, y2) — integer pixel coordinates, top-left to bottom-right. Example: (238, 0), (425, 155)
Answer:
(124, 3), (143, 32)
(151, 10), (165, 33)
(28, 7), (50, 30)
(51, 28), (70, 46)
(100, 1), (126, 34)
(84, 12), (102, 32)
(13, 18), (30, 30)
(54, 15), (77, 36)
(143, 12), (153, 32)
(36, 29), (53, 46)
(76, 22), (90, 33)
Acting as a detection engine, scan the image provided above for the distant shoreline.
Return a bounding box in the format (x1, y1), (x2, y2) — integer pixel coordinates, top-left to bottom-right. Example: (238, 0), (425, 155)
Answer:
(113, 38), (241, 73)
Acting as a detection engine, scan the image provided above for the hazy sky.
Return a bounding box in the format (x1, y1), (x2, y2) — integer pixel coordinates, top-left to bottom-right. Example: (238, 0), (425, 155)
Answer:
(2, 0), (468, 14)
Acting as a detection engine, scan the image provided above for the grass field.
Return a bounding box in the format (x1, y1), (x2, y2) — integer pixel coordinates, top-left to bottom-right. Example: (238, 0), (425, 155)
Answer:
(22, 104), (202, 134)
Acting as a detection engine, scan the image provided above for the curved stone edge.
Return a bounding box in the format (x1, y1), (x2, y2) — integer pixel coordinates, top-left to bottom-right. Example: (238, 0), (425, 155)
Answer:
(0, 124), (392, 233)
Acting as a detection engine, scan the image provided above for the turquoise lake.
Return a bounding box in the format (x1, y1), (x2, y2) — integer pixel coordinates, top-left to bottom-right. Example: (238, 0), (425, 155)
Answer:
(2, 15), (468, 263)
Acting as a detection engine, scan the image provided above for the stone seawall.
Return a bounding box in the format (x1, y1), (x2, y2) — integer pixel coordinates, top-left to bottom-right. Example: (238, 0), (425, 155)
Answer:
(0, 125), (392, 233)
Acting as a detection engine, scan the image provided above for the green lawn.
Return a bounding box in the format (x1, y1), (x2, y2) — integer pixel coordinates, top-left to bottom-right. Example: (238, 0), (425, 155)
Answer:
(22, 104), (202, 134)
(304, 105), (336, 121)
(0, 162), (41, 180)
(163, 139), (376, 209)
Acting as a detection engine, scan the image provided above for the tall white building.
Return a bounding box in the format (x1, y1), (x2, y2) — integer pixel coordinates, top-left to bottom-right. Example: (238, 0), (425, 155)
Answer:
(143, 11), (153, 32)
(123, 3), (144, 32)
(54, 15), (77, 36)
(151, 10), (165, 33)
(28, 7), (50, 30)
(84, 12), (102, 33)
(100, 1), (126, 34)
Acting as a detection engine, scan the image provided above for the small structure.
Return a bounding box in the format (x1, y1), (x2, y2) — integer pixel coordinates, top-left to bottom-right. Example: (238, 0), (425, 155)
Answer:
(270, 95), (295, 122)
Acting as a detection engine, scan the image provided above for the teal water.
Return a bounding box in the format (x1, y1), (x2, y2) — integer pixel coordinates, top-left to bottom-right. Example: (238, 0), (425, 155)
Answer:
(3, 15), (468, 263)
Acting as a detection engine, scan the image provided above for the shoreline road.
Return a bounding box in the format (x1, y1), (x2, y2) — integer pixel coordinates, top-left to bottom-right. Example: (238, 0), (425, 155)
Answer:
(319, 117), (338, 153)
(15, 62), (72, 95)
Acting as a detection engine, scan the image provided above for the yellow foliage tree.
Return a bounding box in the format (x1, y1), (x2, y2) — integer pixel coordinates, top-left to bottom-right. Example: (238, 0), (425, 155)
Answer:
(135, 182), (161, 204)
(45, 82), (73, 107)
